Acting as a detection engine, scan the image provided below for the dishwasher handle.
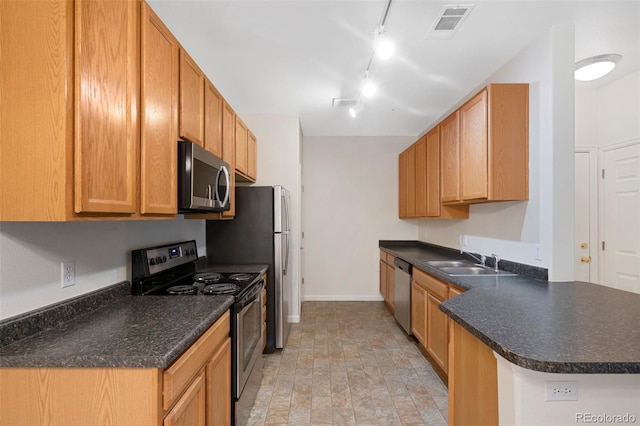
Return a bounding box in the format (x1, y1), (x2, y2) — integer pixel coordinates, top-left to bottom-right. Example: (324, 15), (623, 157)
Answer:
(394, 258), (412, 274)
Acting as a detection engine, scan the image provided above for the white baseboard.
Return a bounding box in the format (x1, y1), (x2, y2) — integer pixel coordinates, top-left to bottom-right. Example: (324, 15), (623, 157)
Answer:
(302, 295), (385, 302)
(287, 314), (300, 323)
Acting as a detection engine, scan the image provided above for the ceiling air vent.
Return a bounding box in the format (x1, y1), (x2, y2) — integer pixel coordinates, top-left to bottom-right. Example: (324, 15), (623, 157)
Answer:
(426, 4), (474, 39)
(332, 98), (358, 108)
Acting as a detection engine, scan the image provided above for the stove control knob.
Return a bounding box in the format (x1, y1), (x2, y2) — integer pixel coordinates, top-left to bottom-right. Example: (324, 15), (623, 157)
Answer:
(162, 255), (167, 263)
(149, 258), (156, 265)
(154, 256), (162, 264)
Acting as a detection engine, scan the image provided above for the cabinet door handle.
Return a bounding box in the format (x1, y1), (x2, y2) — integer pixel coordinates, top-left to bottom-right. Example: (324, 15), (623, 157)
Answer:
(580, 256), (591, 263)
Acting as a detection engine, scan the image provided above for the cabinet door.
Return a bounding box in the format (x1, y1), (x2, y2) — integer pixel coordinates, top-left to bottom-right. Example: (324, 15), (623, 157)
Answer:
(460, 89), (488, 201)
(235, 117), (248, 175)
(221, 101), (236, 218)
(449, 322), (498, 426)
(440, 111), (460, 203)
(247, 131), (257, 180)
(379, 259), (388, 299)
(179, 49), (204, 146)
(406, 145), (416, 217)
(204, 80), (223, 158)
(140, 2), (178, 215)
(386, 263), (395, 313)
(415, 136), (428, 217)
(411, 282), (427, 346)
(164, 371), (206, 426)
(74, 0), (138, 214)
(426, 127), (441, 217)
(427, 293), (448, 372)
(398, 152), (407, 218)
(206, 338), (231, 426)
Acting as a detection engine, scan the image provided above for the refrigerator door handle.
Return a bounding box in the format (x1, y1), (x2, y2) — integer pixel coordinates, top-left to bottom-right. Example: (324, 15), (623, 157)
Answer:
(283, 189), (290, 232)
(283, 231), (289, 276)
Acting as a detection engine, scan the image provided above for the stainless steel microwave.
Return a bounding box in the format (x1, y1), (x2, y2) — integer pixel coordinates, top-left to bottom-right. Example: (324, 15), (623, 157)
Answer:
(178, 141), (231, 213)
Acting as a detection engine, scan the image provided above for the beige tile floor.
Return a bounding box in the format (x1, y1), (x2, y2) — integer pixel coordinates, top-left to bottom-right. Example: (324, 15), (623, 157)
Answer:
(247, 301), (449, 425)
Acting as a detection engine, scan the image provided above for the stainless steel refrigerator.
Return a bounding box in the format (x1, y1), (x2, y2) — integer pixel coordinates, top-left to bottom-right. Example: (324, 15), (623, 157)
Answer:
(205, 185), (291, 352)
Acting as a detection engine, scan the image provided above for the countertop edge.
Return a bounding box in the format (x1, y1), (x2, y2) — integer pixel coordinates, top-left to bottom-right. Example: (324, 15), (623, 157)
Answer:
(440, 303), (640, 374)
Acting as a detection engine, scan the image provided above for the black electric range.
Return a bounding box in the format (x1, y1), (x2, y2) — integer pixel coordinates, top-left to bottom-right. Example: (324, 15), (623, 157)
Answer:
(130, 240), (264, 426)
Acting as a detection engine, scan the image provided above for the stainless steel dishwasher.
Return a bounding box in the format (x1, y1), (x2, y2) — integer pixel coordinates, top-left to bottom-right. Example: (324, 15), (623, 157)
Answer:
(393, 258), (412, 334)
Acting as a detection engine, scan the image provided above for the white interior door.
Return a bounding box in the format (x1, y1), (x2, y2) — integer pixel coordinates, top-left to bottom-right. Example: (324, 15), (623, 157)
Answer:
(574, 150), (596, 282)
(601, 141), (640, 294)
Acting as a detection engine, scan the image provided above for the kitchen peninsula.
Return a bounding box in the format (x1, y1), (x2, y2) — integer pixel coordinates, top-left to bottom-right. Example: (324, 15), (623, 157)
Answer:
(380, 240), (640, 426)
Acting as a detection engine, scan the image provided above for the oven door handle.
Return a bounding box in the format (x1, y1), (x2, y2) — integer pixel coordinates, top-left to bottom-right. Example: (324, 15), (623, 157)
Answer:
(234, 280), (264, 311)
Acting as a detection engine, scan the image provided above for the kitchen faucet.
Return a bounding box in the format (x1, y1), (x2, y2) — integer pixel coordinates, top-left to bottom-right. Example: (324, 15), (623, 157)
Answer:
(491, 253), (501, 271)
(460, 249), (486, 266)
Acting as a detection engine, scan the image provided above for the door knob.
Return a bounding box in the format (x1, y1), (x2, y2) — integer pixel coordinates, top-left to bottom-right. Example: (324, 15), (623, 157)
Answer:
(580, 256), (591, 263)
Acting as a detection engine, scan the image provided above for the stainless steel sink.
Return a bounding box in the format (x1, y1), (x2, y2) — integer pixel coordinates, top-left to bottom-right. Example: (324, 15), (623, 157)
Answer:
(426, 260), (476, 268)
(438, 266), (517, 276)
(426, 260), (518, 276)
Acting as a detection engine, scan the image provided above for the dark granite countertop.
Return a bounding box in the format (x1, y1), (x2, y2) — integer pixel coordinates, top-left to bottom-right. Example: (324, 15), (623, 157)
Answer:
(0, 282), (233, 368)
(379, 240), (640, 374)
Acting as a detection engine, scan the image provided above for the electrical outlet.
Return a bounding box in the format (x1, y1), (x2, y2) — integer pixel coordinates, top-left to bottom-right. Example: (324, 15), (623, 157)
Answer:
(545, 381), (578, 401)
(61, 261), (75, 288)
(535, 244), (542, 261)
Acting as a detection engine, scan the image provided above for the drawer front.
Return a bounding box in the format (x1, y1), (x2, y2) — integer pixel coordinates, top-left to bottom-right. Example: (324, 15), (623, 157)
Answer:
(413, 268), (449, 300)
(163, 310), (230, 411)
(386, 253), (395, 265)
(380, 250), (387, 261)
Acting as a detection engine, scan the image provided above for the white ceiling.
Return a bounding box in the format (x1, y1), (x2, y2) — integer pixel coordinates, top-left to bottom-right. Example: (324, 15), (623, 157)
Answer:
(148, 0), (640, 137)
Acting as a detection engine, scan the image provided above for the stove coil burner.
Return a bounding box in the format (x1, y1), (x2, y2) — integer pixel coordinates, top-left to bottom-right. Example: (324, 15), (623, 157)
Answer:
(166, 285), (198, 295)
(202, 283), (240, 295)
(193, 272), (223, 284)
(229, 273), (254, 282)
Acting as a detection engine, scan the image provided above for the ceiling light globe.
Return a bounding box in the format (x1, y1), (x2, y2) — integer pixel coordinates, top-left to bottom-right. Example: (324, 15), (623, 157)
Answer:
(574, 61), (616, 81)
(374, 34), (394, 60)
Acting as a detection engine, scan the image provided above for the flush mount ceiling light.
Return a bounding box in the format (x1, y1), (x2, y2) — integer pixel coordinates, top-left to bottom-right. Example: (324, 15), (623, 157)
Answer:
(574, 54), (621, 81)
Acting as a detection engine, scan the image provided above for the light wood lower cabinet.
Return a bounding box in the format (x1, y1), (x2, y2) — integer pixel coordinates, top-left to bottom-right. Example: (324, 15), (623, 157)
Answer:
(165, 371), (206, 426)
(379, 251), (395, 313)
(411, 267), (449, 373)
(448, 321), (498, 426)
(0, 310), (231, 426)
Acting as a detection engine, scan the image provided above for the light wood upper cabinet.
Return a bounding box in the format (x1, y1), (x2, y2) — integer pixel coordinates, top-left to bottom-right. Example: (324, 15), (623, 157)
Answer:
(449, 84), (529, 203)
(74, 0), (139, 214)
(235, 117), (249, 175)
(179, 49), (205, 146)
(140, 2), (179, 215)
(415, 136), (428, 217)
(426, 128), (442, 216)
(397, 144), (416, 218)
(248, 131), (258, 181)
(460, 89), (489, 201)
(399, 125), (468, 220)
(440, 111), (461, 203)
(204, 80), (223, 158)
(0, 0), (144, 220)
(221, 100), (237, 218)
(235, 117), (258, 183)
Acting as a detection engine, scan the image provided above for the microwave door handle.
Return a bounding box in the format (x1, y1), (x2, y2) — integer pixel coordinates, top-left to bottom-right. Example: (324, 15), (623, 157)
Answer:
(206, 185), (213, 204)
(217, 165), (230, 207)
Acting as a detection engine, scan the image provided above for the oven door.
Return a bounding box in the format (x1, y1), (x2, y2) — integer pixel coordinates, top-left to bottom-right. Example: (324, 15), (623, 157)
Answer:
(235, 282), (264, 398)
